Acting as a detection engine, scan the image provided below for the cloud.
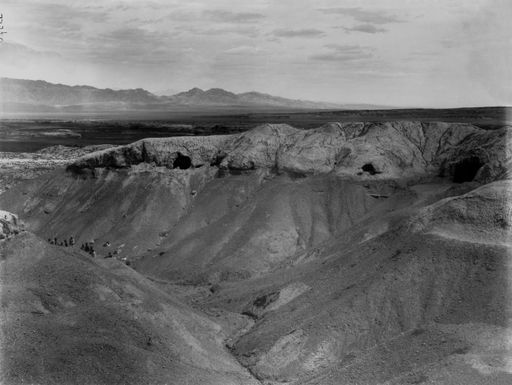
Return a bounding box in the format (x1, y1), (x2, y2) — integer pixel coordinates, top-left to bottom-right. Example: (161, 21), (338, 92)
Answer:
(109, 1), (168, 11)
(182, 25), (259, 37)
(224, 46), (262, 55)
(273, 28), (325, 38)
(28, 3), (109, 25)
(14, 3), (110, 42)
(89, 27), (179, 66)
(204, 10), (265, 23)
(310, 44), (373, 62)
(0, 42), (62, 59)
(0, 42), (69, 82)
(342, 24), (387, 34)
(319, 7), (402, 25)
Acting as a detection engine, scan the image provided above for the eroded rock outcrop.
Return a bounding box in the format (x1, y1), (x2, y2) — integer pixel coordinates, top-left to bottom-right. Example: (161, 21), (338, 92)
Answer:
(70, 135), (231, 170)
(69, 122), (510, 184)
(437, 126), (511, 183)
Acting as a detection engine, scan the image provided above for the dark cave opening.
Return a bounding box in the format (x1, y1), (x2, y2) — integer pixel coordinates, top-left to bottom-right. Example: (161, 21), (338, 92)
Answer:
(253, 292), (279, 308)
(210, 153), (226, 167)
(173, 153), (192, 169)
(362, 163), (380, 175)
(452, 156), (484, 183)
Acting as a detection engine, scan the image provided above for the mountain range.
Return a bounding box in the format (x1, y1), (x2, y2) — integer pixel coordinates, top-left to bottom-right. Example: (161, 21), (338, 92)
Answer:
(0, 77), (360, 113)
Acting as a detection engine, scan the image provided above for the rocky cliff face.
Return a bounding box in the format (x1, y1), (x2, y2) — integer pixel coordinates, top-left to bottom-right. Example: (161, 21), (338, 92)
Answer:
(70, 135), (231, 170)
(70, 122), (510, 184)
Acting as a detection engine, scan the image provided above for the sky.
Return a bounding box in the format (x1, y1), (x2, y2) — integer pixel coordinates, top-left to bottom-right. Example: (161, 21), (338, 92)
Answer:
(0, 0), (511, 107)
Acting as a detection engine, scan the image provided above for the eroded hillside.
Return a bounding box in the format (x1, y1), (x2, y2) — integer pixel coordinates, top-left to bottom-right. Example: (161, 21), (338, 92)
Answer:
(0, 231), (259, 385)
(1, 121), (511, 385)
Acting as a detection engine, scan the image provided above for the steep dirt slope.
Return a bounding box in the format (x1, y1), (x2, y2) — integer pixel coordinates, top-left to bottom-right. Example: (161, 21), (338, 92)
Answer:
(0, 231), (259, 385)
(0, 165), (408, 282)
(0, 164), (217, 256)
(410, 179), (512, 245)
(134, 173), (386, 282)
(203, 181), (512, 384)
(2, 122), (507, 270)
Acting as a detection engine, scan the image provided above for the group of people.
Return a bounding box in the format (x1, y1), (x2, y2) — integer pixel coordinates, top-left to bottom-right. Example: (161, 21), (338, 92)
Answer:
(48, 236), (75, 247)
(80, 242), (96, 258)
(47, 236), (97, 257)
(46, 235), (131, 265)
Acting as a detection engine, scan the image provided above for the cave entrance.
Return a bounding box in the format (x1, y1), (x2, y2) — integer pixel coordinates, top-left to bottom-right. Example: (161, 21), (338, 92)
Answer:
(210, 153), (226, 167)
(362, 163), (380, 175)
(173, 153), (192, 169)
(452, 156), (483, 183)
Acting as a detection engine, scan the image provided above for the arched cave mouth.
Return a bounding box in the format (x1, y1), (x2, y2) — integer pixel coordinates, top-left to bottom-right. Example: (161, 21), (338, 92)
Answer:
(173, 153), (192, 169)
(452, 156), (484, 183)
(362, 163), (381, 175)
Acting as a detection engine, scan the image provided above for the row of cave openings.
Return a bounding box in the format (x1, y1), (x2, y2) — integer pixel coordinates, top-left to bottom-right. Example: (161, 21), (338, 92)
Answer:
(360, 156), (484, 183)
(175, 152), (484, 184)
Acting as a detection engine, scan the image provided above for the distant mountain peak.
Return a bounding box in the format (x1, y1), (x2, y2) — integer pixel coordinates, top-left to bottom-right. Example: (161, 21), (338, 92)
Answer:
(0, 77), (350, 112)
(0, 77), (159, 107)
(205, 87), (234, 94)
(183, 87), (204, 94)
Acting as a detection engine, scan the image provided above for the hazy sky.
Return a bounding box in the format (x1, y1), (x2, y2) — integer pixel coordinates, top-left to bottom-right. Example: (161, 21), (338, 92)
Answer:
(1, 0), (511, 106)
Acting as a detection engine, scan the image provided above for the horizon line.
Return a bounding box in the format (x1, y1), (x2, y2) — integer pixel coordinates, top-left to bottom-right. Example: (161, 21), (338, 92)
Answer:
(2, 76), (511, 110)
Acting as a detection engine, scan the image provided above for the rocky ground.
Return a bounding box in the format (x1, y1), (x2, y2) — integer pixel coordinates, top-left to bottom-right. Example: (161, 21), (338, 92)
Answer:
(1, 121), (511, 384)
(0, 145), (113, 194)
